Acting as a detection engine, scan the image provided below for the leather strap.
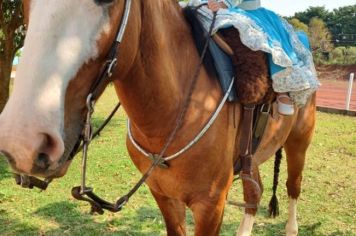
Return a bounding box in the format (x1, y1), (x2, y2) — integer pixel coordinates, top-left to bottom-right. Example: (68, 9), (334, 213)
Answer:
(13, 174), (52, 190)
(231, 104), (262, 210)
(212, 33), (234, 56)
(70, 5), (220, 215)
(234, 104), (255, 175)
(240, 104), (255, 174)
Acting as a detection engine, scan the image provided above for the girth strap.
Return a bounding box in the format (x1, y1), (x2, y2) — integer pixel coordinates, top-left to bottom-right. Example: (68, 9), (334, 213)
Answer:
(234, 104), (255, 175)
(239, 104), (255, 174)
(232, 104), (262, 210)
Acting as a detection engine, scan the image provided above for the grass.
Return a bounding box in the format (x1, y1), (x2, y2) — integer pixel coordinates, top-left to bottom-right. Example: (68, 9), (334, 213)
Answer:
(0, 86), (355, 236)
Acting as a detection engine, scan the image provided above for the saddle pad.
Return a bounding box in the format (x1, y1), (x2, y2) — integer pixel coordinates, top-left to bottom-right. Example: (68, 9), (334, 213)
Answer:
(184, 7), (238, 102)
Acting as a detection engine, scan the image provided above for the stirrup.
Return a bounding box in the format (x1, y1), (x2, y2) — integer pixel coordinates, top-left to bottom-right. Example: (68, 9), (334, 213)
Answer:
(277, 94), (294, 116)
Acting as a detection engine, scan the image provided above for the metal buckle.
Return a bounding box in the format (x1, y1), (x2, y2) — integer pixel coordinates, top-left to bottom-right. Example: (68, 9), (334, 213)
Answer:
(80, 186), (93, 195)
(260, 103), (271, 114)
(115, 195), (128, 210)
(107, 58), (118, 78)
(86, 93), (95, 113)
(20, 175), (31, 188)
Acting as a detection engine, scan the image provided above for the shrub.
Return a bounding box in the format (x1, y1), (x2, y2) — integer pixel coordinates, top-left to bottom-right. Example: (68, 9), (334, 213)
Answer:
(314, 46), (356, 65)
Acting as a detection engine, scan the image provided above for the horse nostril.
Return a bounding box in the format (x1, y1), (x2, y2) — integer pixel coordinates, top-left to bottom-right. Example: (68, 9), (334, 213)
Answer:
(33, 153), (51, 171)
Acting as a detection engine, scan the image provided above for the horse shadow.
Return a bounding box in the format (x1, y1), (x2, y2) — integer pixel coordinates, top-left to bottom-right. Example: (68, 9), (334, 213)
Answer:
(0, 208), (39, 235)
(222, 219), (351, 236)
(33, 201), (164, 235)
(253, 221), (352, 236)
(221, 205), (353, 236)
(0, 157), (12, 181)
(1, 199), (353, 235)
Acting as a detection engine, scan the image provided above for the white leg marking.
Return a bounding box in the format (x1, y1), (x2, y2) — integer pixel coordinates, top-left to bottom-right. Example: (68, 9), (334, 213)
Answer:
(285, 198), (298, 236)
(236, 214), (255, 236)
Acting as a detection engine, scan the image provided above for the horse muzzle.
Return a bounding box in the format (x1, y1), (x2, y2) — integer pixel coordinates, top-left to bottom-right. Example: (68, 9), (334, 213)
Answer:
(0, 120), (66, 174)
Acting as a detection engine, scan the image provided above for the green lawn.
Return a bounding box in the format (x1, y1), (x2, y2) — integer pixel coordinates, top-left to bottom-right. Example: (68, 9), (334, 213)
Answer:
(0, 86), (355, 236)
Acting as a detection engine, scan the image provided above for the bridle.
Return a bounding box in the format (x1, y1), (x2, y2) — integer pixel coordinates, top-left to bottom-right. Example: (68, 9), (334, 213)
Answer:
(13, 0), (131, 194)
(71, 2), (224, 215)
(14, 2), (226, 215)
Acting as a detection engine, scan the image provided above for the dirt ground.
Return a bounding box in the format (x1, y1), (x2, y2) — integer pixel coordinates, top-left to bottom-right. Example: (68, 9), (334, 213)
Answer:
(316, 65), (356, 111)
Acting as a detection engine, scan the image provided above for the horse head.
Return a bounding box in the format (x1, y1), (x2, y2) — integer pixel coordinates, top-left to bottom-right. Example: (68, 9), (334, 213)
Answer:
(0, 0), (137, 178)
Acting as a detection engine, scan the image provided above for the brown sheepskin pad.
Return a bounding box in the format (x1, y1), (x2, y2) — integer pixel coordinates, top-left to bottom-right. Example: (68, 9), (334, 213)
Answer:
(220, 28), (273, 104)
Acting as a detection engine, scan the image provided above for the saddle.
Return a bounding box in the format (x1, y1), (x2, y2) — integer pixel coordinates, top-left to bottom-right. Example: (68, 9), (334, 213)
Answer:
(184, 6), (275, 211)
(184, 7), (274, 105)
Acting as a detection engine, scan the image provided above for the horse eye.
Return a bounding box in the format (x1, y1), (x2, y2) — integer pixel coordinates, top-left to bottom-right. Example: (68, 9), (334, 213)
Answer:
(95, 0), (115, 5)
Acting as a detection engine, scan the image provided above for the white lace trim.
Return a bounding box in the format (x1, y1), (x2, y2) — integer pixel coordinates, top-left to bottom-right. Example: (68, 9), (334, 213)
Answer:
(273, 18), (320, 106)
(197, 7), (293, 68)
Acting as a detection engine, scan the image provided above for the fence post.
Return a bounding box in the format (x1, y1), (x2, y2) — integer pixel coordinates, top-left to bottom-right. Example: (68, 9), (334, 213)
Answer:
(346, 73), (354, 110)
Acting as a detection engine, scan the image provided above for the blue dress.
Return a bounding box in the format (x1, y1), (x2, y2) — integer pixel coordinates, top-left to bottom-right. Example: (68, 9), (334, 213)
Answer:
(188, 0), (320, 106)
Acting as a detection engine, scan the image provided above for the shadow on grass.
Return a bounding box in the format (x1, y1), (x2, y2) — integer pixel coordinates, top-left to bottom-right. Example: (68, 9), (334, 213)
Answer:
(3, 199), (353, 235)
(34, 201), (109, 235)
(0, 208), (38, 235)
(253, 221), (353, 236)
(33, 201), (163, 235)
(0, 158), (11, 181)
(252, 219), (353, 236)
(222, 205), (354, 236)
(109, 206), (164, 235)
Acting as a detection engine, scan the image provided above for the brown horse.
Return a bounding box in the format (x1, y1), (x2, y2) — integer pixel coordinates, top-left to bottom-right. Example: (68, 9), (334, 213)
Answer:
(0, 1), (316, 235)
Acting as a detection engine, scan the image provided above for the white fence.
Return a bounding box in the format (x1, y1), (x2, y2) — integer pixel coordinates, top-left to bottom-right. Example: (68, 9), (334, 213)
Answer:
(346, 73), (354, 111)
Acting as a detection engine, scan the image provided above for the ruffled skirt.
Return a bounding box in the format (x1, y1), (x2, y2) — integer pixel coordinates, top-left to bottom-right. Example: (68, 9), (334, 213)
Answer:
(195, 6), (320, 106)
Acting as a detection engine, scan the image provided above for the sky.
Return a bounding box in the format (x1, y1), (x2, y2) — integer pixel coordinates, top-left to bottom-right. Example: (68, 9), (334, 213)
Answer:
(263, 0), (356, 16)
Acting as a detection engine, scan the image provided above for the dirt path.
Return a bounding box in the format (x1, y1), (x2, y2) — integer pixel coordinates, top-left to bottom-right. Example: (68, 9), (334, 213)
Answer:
(317, 80), (356, 111)
(316, 65), (356, 112)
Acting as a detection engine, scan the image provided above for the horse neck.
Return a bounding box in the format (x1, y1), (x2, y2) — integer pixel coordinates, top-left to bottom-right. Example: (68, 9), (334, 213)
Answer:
(114, 0), (209, 137)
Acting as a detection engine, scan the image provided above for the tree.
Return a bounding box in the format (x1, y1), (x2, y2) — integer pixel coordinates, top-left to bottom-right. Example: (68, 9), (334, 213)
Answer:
(308, 17), (334, 64)
(0, 0), (26, 112)
(328, 5), (356, 46)
(294, 6), (331, 25)
(288, 18), (309, 34)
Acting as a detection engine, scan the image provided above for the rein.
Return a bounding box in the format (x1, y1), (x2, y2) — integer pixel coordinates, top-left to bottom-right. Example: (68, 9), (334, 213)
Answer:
(71, 6), (221, 214)
(15, 2), (224, 215)
(127, 76), (234, 164)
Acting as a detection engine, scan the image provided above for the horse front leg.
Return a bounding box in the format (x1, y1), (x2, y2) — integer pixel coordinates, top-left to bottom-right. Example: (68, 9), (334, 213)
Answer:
(190, 197), (227, 236)
(150, 189), (187, 236)
(188, 188), (228, 236)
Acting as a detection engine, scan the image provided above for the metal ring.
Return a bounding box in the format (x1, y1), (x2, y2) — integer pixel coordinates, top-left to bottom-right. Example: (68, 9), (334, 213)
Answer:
(260, 103), (271, 113)
(107, 58), (118, 77)
(86, 93), (95, 112)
